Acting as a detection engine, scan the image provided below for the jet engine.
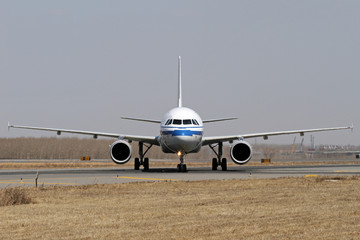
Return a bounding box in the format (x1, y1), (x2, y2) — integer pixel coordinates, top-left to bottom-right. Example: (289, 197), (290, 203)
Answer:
(110, 140), (132, 164)
(230, 141), (252, 165)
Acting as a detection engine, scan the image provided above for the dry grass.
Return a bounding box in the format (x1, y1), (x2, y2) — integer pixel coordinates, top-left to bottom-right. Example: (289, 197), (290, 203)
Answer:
(0, 187), (32, 206)
(1, 177), (360, 239)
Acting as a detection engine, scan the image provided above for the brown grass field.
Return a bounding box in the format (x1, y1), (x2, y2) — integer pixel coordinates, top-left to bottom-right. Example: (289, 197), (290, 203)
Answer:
(1, 176), (360, 239)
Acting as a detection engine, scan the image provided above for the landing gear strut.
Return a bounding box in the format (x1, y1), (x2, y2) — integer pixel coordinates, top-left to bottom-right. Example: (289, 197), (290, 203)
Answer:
(209, 142), (227, 171)
(134, 142), (153, 171)
(177, 152), (187, 172)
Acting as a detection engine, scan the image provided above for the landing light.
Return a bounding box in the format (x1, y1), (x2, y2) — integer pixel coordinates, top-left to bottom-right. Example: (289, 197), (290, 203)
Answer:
(177, 151), (182, 156)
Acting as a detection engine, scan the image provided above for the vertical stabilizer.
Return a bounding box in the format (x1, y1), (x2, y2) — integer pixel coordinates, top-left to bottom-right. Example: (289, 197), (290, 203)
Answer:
(178, 56), (182, 108)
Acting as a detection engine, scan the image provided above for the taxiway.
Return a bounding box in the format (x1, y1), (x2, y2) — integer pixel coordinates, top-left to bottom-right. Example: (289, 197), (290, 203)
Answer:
(1, 164), (360, 188)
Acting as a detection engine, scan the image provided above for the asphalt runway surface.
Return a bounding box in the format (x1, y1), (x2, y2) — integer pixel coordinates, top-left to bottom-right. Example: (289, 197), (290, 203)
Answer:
(1, 164), (360, 188)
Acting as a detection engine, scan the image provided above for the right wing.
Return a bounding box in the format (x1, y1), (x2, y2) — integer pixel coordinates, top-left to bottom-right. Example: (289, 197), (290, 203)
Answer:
(8, 123), (160, 146)
(202, 125), (353, 146)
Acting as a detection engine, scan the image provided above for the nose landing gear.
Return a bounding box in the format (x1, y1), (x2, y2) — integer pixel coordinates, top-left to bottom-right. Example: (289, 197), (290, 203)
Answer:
(177, 151), (187, 172)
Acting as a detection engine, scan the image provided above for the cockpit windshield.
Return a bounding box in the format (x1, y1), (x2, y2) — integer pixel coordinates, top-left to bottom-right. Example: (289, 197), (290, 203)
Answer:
(192, 119), (199, 125)
(165, 119), (200, 126)
(173, 119), (182, 125)
(183, 119), (192, 125)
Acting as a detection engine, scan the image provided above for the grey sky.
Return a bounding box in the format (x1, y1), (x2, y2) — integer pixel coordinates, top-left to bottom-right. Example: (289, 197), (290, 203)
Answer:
(1, 1), (359, 145)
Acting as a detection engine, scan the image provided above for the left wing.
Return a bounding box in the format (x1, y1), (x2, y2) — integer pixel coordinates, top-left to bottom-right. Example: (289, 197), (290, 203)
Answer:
(8, 123), (160, 145)
(202, 125), (353, 146)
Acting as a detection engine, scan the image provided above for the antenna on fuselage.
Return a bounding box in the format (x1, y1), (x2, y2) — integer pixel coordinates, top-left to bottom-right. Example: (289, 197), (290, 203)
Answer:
(178, 56), (182, 108)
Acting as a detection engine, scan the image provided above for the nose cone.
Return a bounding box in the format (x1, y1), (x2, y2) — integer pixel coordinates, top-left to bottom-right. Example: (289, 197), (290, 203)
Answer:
(166, 134), (202, 153)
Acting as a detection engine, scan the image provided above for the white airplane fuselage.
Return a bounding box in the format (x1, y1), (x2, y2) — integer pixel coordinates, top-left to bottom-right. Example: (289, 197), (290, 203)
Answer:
(160, 107), (203, 155)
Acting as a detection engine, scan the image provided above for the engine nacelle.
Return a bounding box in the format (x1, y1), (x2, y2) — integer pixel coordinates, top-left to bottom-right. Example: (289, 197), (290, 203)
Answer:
(230, 141), (252, 165)
(110, 140), (132, 164)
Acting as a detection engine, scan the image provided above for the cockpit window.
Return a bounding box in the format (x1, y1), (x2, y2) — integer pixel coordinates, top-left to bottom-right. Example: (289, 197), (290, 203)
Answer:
(183, 119), (192, 125)
(192, 119), (199, 125)
(173, 119), (182, 125)
(165, 119), (199, 125)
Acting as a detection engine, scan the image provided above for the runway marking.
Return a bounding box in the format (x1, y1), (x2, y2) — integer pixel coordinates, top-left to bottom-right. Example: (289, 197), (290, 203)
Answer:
(305, 175), (318, 178)
(334, 170), (360, 173)
(115, 176), (178, 181)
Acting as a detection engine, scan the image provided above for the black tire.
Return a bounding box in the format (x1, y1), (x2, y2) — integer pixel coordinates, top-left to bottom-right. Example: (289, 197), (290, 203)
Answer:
(182, 164), (187, 172)
(177, 164), (187, 172)
(212, 158), (218, 170)
(134, 158), (140, 170)
(143, 157), (149, 171)
(221, 158), (227, 171)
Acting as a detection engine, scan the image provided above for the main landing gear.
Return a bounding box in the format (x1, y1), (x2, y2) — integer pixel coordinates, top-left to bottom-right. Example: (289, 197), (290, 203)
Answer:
(177, 152), (187, 172)
(209, 142), (227, 171)
(134, 142), (153, 171)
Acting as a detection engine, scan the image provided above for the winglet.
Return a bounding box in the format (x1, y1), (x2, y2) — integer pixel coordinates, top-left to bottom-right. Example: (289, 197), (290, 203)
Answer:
(178, 56), (182, 108)
(8, 121), (11, 131)
(350, 122), (354, 132)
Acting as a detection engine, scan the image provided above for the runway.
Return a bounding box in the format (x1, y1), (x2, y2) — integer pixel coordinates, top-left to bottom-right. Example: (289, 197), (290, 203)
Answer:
(1, 164), (360, 188)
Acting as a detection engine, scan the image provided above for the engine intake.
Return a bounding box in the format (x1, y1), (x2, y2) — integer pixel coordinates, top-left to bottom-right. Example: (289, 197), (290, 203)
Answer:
(110, 140), (132, 164)
(230, 141), (252, 165)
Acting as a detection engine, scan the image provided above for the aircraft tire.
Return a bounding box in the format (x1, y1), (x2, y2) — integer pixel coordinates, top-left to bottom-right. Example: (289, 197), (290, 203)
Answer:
(134, 158), (140, 170)
(143, 158), (149, 171)
(182, 164), (187, 172)
(221, 158), (227, 171)
(177, 164), (187, 172)
(212, 158), (218, 170)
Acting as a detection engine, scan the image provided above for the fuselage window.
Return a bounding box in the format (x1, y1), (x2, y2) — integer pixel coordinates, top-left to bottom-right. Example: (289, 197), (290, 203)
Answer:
(165, 119), (172, 125)
(183, 119), (192, 125)
(173, 119), (182, 125)
(192, 119), (199, 125)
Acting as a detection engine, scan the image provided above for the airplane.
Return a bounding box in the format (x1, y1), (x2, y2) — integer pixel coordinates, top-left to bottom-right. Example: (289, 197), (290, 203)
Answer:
(8, 56), (353, 172)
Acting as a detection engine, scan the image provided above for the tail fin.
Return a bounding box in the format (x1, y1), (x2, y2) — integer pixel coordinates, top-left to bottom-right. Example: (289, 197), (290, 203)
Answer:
(178, 56), (182, 108)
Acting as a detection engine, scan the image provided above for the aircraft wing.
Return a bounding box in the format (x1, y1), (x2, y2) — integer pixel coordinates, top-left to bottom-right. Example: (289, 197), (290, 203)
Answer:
(8, 123), (160, 145)
(202, 125), (353, 146)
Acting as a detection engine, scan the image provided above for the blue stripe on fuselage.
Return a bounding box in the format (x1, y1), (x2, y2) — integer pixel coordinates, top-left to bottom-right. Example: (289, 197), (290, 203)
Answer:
(161, 126), (202, 129)
(161, 129), (203, 136)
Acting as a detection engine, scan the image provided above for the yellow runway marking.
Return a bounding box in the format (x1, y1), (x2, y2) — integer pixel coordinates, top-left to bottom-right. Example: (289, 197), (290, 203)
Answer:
(305, 175), (318, 178)
(115, 176), (178, 181)
(334, 170), (359, 173)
